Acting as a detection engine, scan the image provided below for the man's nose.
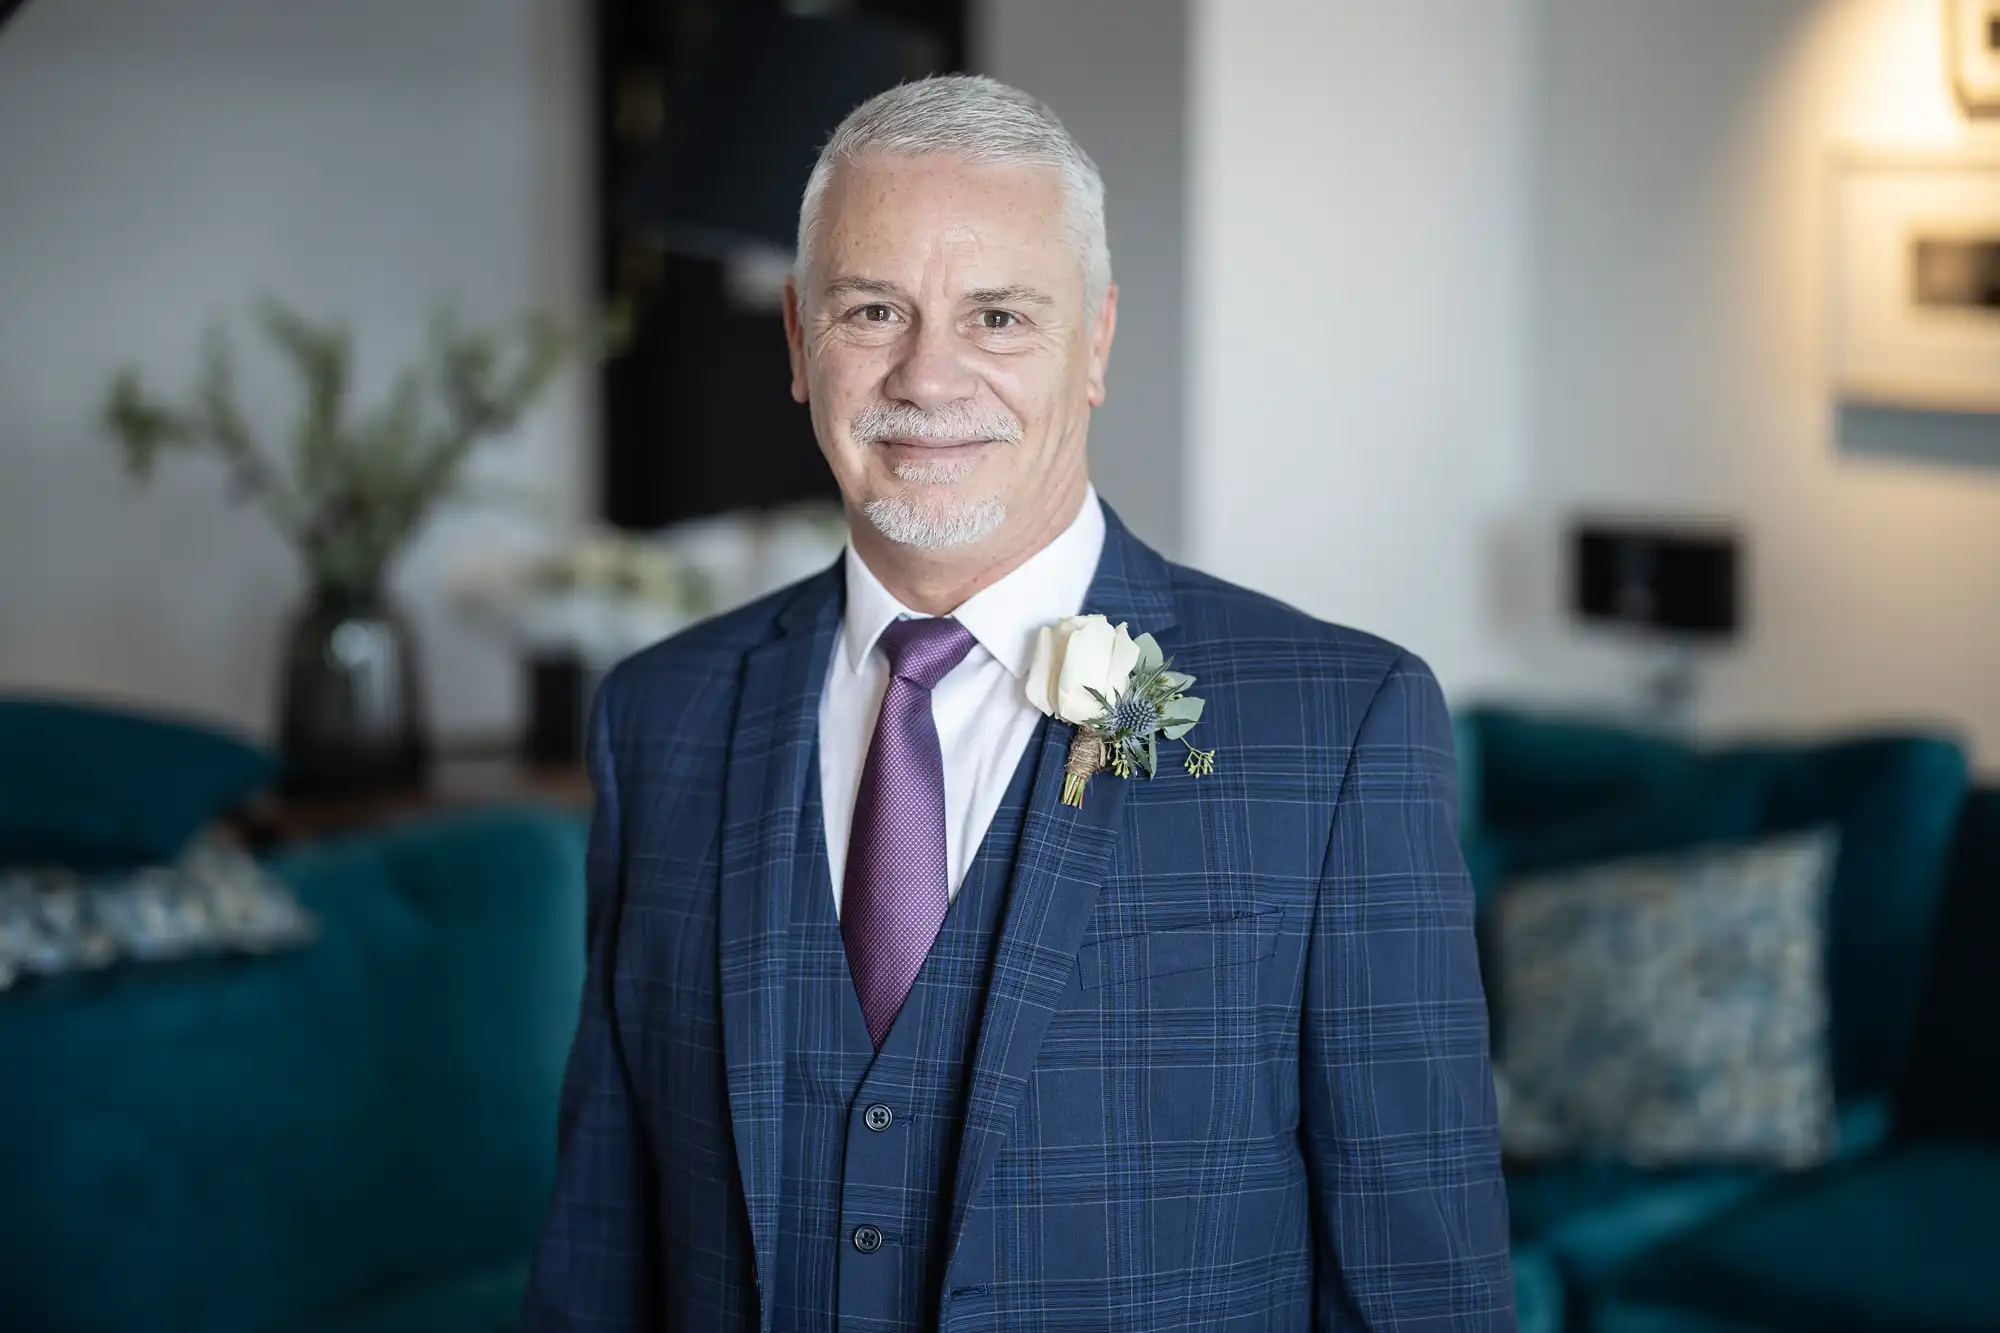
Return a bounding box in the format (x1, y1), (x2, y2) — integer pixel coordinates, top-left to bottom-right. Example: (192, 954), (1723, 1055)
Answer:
(881, 316), (976, 410)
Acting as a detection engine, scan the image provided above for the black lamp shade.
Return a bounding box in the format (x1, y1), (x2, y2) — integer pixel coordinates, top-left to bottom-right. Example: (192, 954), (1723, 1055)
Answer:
(1572, 521), (1742, 639)
(624, 11), (920, 256)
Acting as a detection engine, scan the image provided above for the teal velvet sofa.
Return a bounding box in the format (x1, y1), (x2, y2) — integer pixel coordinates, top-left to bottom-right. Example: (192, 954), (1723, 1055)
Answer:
(1459, 707), (1994, 1332)
(1594, 788), (2000, 1333)
(0, 806), (588, 1333)
(14, 699), (1981, 1333)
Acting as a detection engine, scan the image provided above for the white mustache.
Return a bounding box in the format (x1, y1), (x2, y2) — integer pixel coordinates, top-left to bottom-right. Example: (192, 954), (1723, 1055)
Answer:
(851, 401), (1023, 446)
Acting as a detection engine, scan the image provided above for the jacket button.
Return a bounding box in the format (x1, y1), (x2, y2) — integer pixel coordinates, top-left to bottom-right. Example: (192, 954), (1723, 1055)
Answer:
(852, 1225), (884, 1254)
(863, 1103), (894, 1131)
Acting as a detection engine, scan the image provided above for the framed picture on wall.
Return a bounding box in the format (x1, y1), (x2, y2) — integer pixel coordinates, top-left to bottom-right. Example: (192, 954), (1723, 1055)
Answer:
(1830, 149), (2000, 413)
(1948, 0), (2000, 115)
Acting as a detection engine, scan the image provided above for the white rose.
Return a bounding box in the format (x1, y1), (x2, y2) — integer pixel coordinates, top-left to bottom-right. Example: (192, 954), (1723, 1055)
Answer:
(1024, 614), (1142, 725)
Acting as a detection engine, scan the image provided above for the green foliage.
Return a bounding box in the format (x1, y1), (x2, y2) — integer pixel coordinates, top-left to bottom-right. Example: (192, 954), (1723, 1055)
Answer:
(1160, 695), (1204, 741)
(102, 298), (602, 597)
(1132, 632), (1164, 675)
(1090, 644), (1211, 783)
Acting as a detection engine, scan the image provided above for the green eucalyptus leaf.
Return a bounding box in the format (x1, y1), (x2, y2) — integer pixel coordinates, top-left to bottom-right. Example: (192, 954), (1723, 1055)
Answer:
(1132, 632), (1164, 675)
(1144, 730), (1158, 778)
(1158, 670), (1196, 695)
(1159, 695), (1205, 740)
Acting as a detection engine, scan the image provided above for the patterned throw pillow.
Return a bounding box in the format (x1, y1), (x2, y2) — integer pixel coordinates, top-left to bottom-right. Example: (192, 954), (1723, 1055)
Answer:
(0, 838), (317, 989)
(1493, 828), (1838, 1168)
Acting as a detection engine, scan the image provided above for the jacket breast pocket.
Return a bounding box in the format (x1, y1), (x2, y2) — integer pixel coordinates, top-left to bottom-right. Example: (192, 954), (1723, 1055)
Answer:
(1075, 905), (1284, 990)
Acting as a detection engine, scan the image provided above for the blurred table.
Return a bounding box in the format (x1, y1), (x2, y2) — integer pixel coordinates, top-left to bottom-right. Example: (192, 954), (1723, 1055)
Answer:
(235, 742), (591, 847)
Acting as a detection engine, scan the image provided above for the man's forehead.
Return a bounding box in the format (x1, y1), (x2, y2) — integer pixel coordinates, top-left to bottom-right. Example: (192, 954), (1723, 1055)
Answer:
(814, 154), (1078, 293)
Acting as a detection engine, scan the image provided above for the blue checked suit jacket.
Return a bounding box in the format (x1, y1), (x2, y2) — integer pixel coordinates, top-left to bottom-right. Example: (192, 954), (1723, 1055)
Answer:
(524, 506), (1514, 1332)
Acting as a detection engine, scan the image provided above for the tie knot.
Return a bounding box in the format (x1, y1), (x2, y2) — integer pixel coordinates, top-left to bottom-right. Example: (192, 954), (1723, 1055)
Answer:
(877, 616), (977, 690)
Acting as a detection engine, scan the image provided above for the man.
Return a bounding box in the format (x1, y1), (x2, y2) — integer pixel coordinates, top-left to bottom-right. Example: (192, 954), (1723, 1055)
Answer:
(525, 75), (1512, 1332)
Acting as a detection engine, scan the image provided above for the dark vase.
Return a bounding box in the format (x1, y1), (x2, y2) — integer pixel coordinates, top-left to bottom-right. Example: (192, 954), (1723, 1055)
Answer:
(524, 651), (606, 767)
(278, 583), (430, 795)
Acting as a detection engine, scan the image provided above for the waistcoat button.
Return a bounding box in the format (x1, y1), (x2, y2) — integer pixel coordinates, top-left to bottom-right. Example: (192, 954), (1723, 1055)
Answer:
(863, 1103), (894, 1131)
(852, 1225), (884, 1254)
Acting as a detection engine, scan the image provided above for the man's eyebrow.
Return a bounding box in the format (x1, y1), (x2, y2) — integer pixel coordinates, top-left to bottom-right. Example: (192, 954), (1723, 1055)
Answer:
(964, 285), (1055, 307)
(822, 276), (905, 299)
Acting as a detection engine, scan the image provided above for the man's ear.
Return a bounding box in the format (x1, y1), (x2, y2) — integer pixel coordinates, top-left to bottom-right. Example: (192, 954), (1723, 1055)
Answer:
(783, 275), (809, 404)
(1085, 282), (1119, 408)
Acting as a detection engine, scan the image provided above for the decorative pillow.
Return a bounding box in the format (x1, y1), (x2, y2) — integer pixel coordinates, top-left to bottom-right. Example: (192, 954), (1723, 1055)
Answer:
(0, 838), (316, 989)
(0, 697), (279, 871)
(1494, 828), (1839, 1168)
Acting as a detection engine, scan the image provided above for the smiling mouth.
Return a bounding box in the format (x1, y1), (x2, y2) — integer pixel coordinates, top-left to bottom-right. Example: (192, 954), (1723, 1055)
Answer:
(874, 437), (997, 473)
(876, 435), (995, 450)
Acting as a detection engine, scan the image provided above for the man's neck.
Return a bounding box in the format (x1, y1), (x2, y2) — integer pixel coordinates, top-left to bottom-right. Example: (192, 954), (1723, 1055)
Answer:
(850, 477), (1091, 617)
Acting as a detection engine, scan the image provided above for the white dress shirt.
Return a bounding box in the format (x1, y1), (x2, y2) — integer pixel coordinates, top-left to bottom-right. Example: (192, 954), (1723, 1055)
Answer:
(818, 487), (1107, 918)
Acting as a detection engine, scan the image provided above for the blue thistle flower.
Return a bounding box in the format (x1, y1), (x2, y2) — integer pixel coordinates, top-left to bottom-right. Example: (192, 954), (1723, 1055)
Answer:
(1108, 693), (1160, 737)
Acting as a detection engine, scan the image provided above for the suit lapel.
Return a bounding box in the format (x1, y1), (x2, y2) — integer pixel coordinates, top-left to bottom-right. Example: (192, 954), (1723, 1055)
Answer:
(945, 506), (1179, 1260)
(717, 566), (840, 1328)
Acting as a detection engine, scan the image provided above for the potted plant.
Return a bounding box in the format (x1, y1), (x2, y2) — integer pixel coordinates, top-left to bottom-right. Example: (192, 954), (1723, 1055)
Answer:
(102, 299), (592, 794)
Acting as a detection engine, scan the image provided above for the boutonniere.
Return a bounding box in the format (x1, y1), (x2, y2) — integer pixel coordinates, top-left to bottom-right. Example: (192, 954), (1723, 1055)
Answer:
(1024, 614), (1216, 808)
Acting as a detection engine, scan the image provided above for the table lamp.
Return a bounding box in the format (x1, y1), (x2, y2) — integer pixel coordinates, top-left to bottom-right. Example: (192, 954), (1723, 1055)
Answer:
(1571, 519), (1743, 722)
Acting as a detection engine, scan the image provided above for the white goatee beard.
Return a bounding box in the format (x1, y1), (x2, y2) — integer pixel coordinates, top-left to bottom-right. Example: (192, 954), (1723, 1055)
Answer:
(863, 459), (1007, 551)
(851, 402), (1017, 552)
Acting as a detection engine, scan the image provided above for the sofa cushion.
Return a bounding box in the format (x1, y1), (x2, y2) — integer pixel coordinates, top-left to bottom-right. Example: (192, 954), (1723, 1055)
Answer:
(1464, 711), (1967, 1110)
(0, 808), (586, 1333)
(1747, 736), (1967, 1105)
(0, 697), (279, 871)
(1494, 829), (1838, 1167)
(1510, 1245), (1566, 1333)
(0, 837), (317, 988)
(1508, 1098), (1891, 1295)
(1594, 1307), (1779, 1333)
(1510, 1161), (1770, 1293)
(1467, 708), (1701, 831)
(1897, 789), (2000, 1142)
(284, 1259), (528, 1333)
(1606, 1143), (2000, 1333)
(1497, 747), (1778, 880)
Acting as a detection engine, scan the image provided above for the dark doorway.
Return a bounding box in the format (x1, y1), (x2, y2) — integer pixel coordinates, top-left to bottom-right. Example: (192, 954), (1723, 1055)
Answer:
(593, 0), (968, 530)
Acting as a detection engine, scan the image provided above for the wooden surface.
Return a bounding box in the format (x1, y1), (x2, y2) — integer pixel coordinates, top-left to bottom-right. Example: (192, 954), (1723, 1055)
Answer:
(236, 744), (591, 846)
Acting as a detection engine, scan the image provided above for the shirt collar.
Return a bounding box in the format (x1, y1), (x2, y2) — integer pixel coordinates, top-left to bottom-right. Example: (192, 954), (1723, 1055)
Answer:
(840, 485), (1107, 679)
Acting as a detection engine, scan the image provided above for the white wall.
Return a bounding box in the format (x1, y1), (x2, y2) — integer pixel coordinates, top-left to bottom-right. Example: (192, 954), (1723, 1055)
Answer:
(975, 0), (1189, 556)
(1186, 0), (1536, 698)
(1522, 0), (2000, 765)
(0, 0), (592, 741)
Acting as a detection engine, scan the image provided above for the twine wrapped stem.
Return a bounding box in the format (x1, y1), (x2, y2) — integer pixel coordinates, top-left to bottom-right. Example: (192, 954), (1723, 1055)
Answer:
(1061, 729), (1110, 808)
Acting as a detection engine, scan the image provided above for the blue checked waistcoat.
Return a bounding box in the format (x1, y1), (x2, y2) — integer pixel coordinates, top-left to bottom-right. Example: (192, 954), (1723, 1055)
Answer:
(523, 506), (1516, 1333)
(773, 727), (1038, 1333)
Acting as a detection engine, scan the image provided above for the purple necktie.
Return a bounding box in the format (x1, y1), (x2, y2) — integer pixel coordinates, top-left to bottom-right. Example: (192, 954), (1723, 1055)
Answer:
(842, 615), (978, 1048)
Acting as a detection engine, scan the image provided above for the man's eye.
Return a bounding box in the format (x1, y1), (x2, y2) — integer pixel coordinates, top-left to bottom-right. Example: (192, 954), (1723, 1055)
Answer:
(979, 309), (1019, 331)
(856, 304), (895, 323)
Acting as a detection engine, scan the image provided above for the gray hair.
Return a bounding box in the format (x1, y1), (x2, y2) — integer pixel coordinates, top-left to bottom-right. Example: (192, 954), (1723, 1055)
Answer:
(795, 75), (1111, 313)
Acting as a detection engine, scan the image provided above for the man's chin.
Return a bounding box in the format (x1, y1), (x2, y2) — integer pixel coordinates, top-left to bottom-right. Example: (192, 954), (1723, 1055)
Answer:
(861, 488), (1008, 552)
